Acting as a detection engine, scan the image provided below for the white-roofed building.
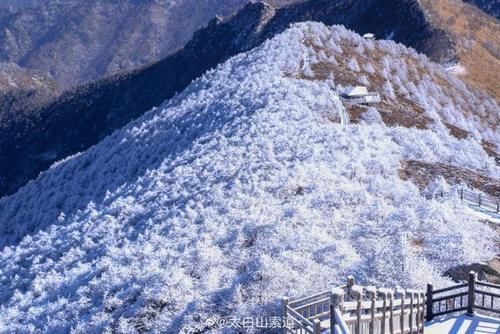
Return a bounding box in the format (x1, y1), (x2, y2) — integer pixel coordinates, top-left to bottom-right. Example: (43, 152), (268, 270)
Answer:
(345, 86), (369, 97)
(341, 86), (381, 104)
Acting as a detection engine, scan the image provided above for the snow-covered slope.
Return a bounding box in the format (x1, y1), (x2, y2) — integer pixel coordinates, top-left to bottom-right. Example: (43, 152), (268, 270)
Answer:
(0, 23), (498, 333)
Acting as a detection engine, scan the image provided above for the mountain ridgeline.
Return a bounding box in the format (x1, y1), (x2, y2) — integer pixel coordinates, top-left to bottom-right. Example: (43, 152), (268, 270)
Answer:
(0, 0), (464, 198)
(463, 0), (500, 19)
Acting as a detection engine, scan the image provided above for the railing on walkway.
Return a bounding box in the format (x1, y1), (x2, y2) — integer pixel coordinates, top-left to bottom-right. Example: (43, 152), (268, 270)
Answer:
(282, 290), (327, 334)
(283, 277), (425, 334)
(333, 93), (350, 126)
(341, 93), (381, 105)
(426, 271), (500, 321)
(424, 188), (499, 213)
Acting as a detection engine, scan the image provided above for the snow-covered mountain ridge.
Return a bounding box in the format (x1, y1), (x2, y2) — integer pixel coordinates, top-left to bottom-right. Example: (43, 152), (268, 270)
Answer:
(0, 0), (453, 90)
(0, 23), (498, 333)
(2, 0), (498, 200)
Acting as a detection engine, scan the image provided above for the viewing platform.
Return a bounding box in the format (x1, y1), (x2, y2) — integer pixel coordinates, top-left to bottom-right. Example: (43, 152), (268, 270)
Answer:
(340, 86), (381, 105)
(282, 272), (500, 333)
(425, 313), (499, 333)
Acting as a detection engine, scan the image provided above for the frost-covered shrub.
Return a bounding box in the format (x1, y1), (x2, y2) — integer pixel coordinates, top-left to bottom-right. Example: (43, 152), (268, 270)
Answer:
(358, 75), (369, 85)
(355, 44), (365, 54)
(360, 107), (383, 124)
(382, 80), (396, 100)
(0, 22), (497, 333)
(347, 57), (360, 72)
(327, 53), (338, 65)
(365, 39), (375, 51)
(362, 62), (375, 74)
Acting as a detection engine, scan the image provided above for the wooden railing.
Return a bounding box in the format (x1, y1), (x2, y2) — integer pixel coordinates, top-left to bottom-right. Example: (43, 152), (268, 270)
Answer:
(341, 93), (381, 105)
(426, 271), (500, 321)
(424, 188), (499, 213)
(283, 277), (425, 334)
(283, 290), (327, 334)
(333, 93), (350, 126)
(335, 285), (425, 334)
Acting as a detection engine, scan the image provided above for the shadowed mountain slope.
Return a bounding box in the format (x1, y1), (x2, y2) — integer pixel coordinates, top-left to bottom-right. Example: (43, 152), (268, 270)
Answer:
(0, 0), (249, 89)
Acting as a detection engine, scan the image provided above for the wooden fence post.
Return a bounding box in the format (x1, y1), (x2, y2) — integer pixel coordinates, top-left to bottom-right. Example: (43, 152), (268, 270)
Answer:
(380, 289), (388, 334)
(330, 289), (344, 334)
(313, 319), (321, 334)
(367, 287), (376, 334)
(282, 297), (289, 334)
(396, 287), (405, 334)
(467, 271), (476, 316)
(409, 292), (414, 334)
(496, 200), (499, 213)
(422, 292), (426, 331)
(389, 290), (395, 334)
(330, 291), (336, 334)
(415, 293), (420, 333)
(346, 275), (355, 305)
(350, 286), (363, 334)
(425, 284), (433, 322)
(478, 194), (482, 207)
(460, 188), (464, 200)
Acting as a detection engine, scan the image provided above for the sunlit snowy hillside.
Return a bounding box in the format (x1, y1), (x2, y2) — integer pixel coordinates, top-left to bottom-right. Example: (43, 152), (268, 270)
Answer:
(0, 23), (498, 333)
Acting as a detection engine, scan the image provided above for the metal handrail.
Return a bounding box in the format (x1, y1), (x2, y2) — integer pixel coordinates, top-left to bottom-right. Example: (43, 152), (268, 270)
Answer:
(426, 271), (500, 321)
(423, 188), (499, 213)
(284, 277), (425, 334)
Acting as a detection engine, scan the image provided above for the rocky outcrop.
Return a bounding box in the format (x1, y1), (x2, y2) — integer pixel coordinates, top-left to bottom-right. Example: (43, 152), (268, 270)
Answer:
(445, 257), (500, 284)
(399, 160), (500, 197)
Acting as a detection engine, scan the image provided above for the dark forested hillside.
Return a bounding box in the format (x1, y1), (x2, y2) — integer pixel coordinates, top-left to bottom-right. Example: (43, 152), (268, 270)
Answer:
(0, 63), (59, 121)
(0, 0), (303, 90)
(0, 0), (249, 89)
